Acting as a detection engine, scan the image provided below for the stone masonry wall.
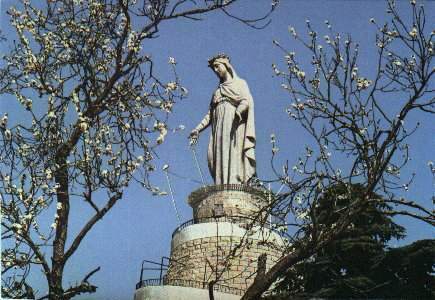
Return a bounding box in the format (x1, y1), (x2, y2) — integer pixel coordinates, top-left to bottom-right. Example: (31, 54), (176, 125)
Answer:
(165, 234), (282, 293)
(164, 185), (282, 296)
(188, 185), (271, 221)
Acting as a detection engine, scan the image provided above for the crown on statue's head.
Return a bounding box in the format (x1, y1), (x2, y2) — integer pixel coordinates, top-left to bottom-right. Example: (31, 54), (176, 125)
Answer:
(208, 53), (230, 67)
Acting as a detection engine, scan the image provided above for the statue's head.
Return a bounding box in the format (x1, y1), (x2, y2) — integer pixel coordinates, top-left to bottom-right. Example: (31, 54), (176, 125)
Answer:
(208, 53), (235, 81)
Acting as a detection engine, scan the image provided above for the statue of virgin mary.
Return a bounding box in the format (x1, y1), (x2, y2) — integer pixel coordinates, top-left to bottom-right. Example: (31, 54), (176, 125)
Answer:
(190, 54), (256, 185)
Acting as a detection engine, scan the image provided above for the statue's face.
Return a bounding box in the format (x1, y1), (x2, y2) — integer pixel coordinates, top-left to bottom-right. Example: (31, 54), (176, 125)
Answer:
(212, 62), (228, 80)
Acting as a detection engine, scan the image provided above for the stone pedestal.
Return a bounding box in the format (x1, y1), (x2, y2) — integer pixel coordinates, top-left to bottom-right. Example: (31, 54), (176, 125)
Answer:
(134, 185), (283, 299)
(188, 184), (268, 220)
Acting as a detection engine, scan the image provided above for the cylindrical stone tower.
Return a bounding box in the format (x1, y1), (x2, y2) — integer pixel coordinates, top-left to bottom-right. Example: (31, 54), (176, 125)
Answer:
(135, 184), (283, 300)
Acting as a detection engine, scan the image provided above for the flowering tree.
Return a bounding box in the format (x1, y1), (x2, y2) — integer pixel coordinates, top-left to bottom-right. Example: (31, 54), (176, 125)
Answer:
(241, 1), (434, 298)
(0, 0), (276, 299)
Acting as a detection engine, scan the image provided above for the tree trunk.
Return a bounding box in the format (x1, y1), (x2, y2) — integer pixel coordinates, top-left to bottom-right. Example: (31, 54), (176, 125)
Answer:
(208, 281), (215, 300)
(50, 157), (70, 300)
(48, 272), (65, 300)
(241, 248), (311, 300)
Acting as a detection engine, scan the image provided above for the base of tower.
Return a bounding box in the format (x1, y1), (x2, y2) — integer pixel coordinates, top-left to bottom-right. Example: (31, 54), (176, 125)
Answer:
(134, 285), (240, 300)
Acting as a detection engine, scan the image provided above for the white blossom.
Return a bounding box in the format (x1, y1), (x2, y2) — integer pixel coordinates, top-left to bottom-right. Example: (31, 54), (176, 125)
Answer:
(4, 129), (12, 140)
(122, 122), (131, 131)
(0, 114), (8, 128)
(409, 27), (418, 38)
(12, 223), (23, 230)
(47, 111), (56, 119)
(288, 26), (297, 37)
(154, 121), (167, 144)
(356, 77), (372, 90)
(168, 57), (176, 65)
(180, 86), (188, 95)
(166, 82), (177, 91)
(270, 133), (276, 143)
(79, 121), (88, 132)
(45, 169), (52, 180)
(297, 70), (305, 79)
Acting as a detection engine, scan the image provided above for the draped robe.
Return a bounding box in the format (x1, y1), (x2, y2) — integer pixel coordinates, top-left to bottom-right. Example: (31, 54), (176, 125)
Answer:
(195, 77), (256, 184)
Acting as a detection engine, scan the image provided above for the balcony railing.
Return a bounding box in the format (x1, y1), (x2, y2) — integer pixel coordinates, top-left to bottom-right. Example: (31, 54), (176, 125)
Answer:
(136, 277), (245, 296)
(136, 278), (163, 289)
(171, 215), (274, 238)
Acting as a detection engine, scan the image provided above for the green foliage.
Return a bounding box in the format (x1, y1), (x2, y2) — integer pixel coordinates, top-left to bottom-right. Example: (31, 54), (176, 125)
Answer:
(374, 239), (435, 298)
(268, 184), (434, 299)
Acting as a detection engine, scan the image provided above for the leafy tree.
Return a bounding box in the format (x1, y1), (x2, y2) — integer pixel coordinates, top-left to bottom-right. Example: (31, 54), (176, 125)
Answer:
(0, 1), (275, 299)
(284, 184), (406, 298)
(242, 1), (434, 298)
(376, 239), (434, 298)
(269, 184), (433, 299)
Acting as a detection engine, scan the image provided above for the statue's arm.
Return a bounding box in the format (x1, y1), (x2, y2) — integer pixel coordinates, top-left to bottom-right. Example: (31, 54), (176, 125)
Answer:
(235, 100), (249, 120)
(189, 111), (210, 145)
(189, 98), (212, 145)
(194, 111), (211, 133)
(235, 80), (252, 122)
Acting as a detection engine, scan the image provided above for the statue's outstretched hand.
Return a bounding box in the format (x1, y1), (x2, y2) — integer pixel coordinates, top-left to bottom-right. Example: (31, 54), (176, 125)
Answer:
(189, 130), (199, 146)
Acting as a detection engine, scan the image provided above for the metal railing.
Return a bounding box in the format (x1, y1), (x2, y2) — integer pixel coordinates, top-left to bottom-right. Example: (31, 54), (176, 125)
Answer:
(136, 257), (170, 290)
(165, 278), (245, 296)
(136, 256), (188, 290)
(136, 278), (164, 289)
(171, 215), (273, 238)
(137, 277), (245, 296)
(188, 184), (271, 207)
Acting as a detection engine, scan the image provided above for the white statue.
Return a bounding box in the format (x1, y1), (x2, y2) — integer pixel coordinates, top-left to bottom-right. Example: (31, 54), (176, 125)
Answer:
(190, 54), (256, 184)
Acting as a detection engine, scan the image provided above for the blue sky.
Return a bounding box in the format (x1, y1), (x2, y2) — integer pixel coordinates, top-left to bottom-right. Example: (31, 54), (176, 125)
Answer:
(1, 1), (434, 299)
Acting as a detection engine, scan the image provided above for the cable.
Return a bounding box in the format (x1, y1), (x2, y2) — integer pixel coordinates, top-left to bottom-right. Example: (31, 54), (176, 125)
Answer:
(166, 170), (203, 185)
(190, 145), (206, 187)
(163, 166), (181, 225)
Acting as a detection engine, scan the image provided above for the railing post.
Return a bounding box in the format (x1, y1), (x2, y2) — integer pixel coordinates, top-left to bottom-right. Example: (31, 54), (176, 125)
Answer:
(159, 257), (164, 285)
(139, 260), (145, 284)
